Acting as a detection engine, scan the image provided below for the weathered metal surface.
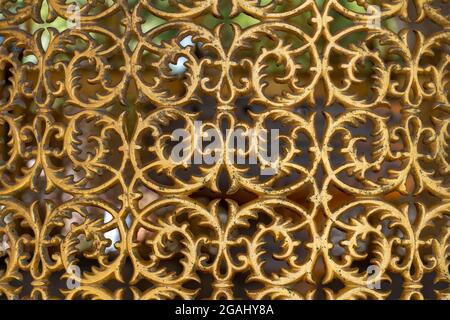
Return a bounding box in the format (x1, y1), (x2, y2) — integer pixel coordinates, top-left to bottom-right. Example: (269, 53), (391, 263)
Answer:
(0, 0), (448, 300)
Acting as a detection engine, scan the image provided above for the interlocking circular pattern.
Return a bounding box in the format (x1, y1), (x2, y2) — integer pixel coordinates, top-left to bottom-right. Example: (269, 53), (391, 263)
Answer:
(0, 0), (449, 300)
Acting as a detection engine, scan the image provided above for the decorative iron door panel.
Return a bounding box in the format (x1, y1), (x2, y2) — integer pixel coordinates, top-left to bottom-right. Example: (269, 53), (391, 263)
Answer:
(0, 0), (449, 300)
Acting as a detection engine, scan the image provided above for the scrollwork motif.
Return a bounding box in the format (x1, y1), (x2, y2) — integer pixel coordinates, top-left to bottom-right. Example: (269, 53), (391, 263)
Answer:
(0, 0), (448, 300)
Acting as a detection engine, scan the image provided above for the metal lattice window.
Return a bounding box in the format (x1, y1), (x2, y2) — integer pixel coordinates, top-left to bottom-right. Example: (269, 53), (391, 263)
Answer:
(0, 0), (449, 300)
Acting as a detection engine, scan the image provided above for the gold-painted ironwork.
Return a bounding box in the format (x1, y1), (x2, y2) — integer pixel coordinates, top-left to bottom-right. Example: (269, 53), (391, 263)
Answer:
(0, 0), (449, 300)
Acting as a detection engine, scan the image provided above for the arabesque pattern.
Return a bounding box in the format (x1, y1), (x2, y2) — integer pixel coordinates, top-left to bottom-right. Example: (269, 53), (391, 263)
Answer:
(0, 0), (449, 300)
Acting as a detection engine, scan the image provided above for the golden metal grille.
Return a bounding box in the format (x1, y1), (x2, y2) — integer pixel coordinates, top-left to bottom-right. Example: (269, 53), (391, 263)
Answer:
(0, 0), (449, 300)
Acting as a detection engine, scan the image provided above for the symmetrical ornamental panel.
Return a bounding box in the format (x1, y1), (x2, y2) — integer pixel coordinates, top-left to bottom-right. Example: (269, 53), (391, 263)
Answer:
(0, 0), (449, 300)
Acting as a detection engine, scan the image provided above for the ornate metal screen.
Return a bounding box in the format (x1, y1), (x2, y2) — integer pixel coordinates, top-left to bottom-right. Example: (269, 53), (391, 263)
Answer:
(0, 0), (449, 300)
